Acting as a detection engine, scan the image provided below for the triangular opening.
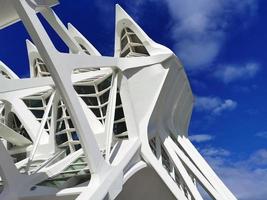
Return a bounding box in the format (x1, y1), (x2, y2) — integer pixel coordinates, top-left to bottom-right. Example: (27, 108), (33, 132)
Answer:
(6, 112), (31, 162)
(23, 90), (53, 133)
(120, 27), (149, 57)
(55, 99), (81, 155)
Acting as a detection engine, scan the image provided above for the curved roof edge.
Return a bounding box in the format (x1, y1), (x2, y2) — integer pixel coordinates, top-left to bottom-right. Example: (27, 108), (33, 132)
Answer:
(0, 0), (59, 30)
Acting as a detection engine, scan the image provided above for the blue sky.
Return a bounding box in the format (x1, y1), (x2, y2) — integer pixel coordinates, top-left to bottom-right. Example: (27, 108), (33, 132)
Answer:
(0, 0), (266, 199)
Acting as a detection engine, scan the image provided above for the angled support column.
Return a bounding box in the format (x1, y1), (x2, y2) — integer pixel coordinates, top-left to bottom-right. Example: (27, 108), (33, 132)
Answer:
(26, 91), (56, 173)
(104, 71), (118, 162)
(160, 133), (203, 200)
(141, 137), (188, 200)
(40, 7), (81, 53)
(0, 141), (25, 200)
(168, 136), (228, 200)
(77, 139), (141, 200)
(11, 0), (109, 174)
(178, 136), (237, 200)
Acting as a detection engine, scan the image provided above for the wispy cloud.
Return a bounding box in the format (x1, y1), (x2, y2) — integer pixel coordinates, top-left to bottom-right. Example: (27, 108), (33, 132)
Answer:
(189, 134), (214, 143)
(195, 96), (237, 115)
(162, 0), (259, 70)
(213, 63), (260, 83)
(201, 147), (231, 157)
(200, 146), (267, 200)
(256, 131), (267, 139)
(247, 149), (267, 166)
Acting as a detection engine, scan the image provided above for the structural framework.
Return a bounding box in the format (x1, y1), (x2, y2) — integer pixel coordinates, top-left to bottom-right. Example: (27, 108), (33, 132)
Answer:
(0, 1), (237, 200)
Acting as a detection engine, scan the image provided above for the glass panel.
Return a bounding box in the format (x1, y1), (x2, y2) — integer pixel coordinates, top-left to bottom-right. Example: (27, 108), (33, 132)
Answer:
(114, 107), (124, 120)
(74, 85), (95, 94)
(79, 44), (90, 55)
(126, 27), (134, 33)
(129, 34), (142, 44)
(31, 110), (44, 118)
(97, 76), (112, 92)
(23, 99), (43, 108)
(56, 134), (68, 145)
(120, 47), (130, 57)
(113, 121), (127, 135)
(71, 132), (79, 140)
(99, 91), (110, 104)
(132, 45), (149, 55)
(81, 97), (98, 106)
(91, 108), (101, 117)
(121, 36), (128, 50)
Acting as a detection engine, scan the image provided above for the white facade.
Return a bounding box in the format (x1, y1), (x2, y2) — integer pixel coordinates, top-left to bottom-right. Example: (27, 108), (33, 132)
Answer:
(0, 1), (237, 200)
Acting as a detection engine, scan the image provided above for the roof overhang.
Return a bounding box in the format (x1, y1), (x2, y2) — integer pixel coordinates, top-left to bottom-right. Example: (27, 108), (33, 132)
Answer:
(0, 0), (59, 30)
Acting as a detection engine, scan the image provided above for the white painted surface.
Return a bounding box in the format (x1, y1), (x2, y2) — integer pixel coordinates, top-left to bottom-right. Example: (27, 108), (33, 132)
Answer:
(0, 1), (237, 200)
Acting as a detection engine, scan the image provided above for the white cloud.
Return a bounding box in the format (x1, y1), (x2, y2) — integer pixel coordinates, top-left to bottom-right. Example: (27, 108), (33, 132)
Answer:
(91, 0), (259, 70)
(162, 0), (259, 70)
(213, 99), (237, 115)
(219, 165), (267, 200)
(189, 134), (214, 143)
(174, 38), (221, 68)
(195, 96), (237, 115)
(200, 147), (267, 200)
(213, 63), (260, 83)
(92, 0), (259, 70)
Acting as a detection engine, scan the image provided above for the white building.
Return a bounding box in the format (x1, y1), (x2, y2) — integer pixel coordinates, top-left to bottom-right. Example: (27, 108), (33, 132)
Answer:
(0, 1), (237, 200)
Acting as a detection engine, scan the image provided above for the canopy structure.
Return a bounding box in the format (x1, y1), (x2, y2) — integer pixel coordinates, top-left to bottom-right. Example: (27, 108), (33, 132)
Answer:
(0, 1), (237, 200)
(0, 0), (58, 29)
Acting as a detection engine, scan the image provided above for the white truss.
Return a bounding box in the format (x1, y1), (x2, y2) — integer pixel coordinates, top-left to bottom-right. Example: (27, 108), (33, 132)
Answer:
(0, 1), (237, 200)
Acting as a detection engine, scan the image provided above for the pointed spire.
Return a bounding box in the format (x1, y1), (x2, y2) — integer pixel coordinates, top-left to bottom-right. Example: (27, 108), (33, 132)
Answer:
(26, 39), (38, 53)
(67, 23), (101, 56)
(114, 4), (172, 57)
(26, 39), (41, 78)
(115, 4), (132, 22)
(0, 61), (19, 79)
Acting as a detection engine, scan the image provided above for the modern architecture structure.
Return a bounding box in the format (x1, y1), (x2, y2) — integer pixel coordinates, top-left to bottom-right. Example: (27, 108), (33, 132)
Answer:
(0, 1), (237, 199)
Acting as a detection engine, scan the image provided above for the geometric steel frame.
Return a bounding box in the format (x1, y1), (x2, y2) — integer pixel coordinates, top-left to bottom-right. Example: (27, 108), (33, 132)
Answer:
(0, 1), (237, 200)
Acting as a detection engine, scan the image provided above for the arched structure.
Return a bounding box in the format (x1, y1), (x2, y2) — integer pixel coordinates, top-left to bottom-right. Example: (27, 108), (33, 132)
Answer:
(0, 1), (237, 200)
